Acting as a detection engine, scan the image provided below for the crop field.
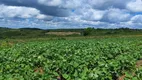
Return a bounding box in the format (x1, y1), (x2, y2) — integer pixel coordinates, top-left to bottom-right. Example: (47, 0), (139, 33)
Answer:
(1, 37), (142, 80)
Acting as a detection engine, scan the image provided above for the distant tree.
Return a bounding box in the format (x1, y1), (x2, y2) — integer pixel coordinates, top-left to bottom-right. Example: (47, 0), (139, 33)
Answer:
(20, 28), (42, 30)
(83, 27), (94, 36)
(0, 35), (4, 39)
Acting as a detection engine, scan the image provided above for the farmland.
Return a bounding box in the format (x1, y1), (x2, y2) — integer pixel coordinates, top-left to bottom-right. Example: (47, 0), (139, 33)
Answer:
(0, 0), (142, 79)
(1, 37), (142, 80)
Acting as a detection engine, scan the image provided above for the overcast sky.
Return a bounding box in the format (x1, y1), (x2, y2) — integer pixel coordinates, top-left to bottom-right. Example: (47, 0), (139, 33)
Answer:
(0, 0), (142, 29)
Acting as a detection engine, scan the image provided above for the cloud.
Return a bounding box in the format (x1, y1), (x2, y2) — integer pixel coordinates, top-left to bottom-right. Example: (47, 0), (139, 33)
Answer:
(89, 0), (130, 10)
(0, 5), (39, 18)
(77, 8), (105, 21)
(0, 0), (132, 17)
(38, 0), (62, 7)
(38, 0), (83, 9)
(0, 4), (53, 20)
(127, 0), (142, 12)
(131, 15), (142, 23)
(104, 8), (131, 22)
(0, 0), (71, 17)
(0, 0), (142, 29)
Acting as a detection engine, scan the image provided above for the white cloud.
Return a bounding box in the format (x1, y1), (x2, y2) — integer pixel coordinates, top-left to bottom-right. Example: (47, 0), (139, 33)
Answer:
(0, 5), (35, 18)
(81, 9), (105, 21)
(38, 0), (62, 6)
(73, 5), (106, 21)
(131, 15), (142, 23)
(127, 0), (142, 12)
(0, 5), (40, 18)
(89, 0), (130, 9)
(36, 14), (53, 20)
(36, 14), (47, 19)
(0, 4), (53, 20)
(64, 0), (82, 8)
(105, 8), (131, 22)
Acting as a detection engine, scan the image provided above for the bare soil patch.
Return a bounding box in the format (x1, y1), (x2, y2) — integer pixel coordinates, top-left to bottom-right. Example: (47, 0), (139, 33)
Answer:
(46, 32), (81, 36)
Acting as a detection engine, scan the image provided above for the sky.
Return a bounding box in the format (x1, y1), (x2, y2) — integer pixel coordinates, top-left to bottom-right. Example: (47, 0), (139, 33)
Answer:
(0, 0), (142, 29)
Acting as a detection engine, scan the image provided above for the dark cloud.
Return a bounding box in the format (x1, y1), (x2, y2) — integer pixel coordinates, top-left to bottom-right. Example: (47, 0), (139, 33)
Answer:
(0, 0), (71, 17)
(37, 6), (71, 17)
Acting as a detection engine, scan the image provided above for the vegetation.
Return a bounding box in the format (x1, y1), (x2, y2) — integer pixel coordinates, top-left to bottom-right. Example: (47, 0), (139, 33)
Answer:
(83, 27), (142, 36)
(1, 27), (142, 79)
(0, 37), (142, 79)
(1, 27), (142, 39)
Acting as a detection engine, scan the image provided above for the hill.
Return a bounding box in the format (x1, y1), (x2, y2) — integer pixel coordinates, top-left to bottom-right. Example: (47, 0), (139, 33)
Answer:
(0, 27), (142, 39)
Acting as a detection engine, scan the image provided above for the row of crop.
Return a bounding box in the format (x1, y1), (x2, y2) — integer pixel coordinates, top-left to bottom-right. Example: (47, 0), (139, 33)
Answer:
(0, 39), (142, 79)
